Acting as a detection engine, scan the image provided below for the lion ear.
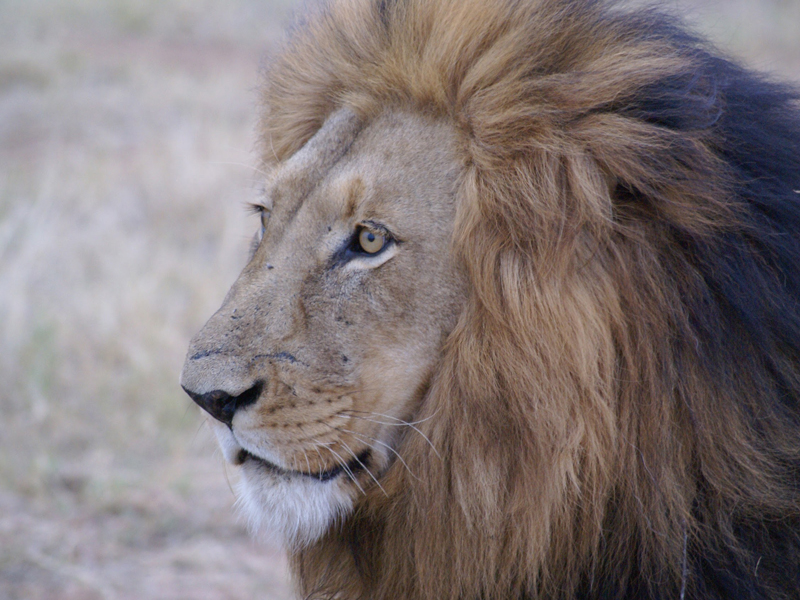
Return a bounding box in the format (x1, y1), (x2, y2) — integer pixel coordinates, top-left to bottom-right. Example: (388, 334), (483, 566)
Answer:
(570, 112), (734, 236)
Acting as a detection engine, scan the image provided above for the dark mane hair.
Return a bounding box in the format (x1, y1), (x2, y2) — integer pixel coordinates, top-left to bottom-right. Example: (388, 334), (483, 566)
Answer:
(258, 0), (800, 598)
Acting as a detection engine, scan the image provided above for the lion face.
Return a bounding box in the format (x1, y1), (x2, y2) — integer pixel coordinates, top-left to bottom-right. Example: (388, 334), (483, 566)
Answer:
(180, 109), (466, 547)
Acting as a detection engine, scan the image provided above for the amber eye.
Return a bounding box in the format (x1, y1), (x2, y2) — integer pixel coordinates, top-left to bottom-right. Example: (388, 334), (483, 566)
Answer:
(358, 228), (386, 254)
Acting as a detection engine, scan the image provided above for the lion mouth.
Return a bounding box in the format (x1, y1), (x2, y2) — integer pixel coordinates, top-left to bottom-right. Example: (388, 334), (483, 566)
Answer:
(237, 448), (371, 483)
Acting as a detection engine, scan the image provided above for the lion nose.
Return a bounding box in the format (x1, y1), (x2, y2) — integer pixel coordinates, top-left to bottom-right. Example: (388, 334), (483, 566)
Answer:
(182, 381), (263, 427)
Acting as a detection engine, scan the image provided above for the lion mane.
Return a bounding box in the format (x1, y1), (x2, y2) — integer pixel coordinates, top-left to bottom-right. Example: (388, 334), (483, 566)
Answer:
(254, 0), (800, 598)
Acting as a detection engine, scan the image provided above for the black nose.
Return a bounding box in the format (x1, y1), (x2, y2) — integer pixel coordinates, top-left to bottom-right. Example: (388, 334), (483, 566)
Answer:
(182, 381), (264, 427)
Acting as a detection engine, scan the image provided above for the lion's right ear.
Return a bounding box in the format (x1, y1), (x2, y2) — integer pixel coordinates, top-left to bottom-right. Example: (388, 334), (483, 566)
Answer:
(570, 112), (736, 238)
(563, 58), (739, 239)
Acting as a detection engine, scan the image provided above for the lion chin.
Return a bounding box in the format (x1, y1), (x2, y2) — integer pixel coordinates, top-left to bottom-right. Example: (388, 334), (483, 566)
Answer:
(181, 0), (800, 598)
(208, 420), (358, 549)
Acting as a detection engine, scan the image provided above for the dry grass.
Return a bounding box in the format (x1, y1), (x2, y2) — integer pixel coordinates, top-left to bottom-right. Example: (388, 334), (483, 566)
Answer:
(0, 1), (796, 599)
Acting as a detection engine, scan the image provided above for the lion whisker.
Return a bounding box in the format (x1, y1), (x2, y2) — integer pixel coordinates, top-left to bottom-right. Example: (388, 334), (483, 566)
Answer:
(335, 427), (420, 481)
(315, 441), (366, 495)
(337, 437), (388, 498)
(184, 401), (200, 426)
(190, 415), (208, 446)
(310, 445), (327, 475)
(312, 418), (420, 480)
(341, 412), (441, 459)
(301, 448), (313, 478)
(343, 407), (440, 427)
(221, 457), (237, 501)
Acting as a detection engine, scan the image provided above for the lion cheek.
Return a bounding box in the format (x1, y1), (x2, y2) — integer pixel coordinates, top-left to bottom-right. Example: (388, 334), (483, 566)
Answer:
(235, 465), (355, 550)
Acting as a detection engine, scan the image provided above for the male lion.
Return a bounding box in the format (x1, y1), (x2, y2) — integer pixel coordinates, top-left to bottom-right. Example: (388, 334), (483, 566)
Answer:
(180, 0), (800, 598)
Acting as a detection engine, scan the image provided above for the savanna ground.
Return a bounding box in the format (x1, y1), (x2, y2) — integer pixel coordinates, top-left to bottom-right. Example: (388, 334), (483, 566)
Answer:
(0, 1), (797, 599)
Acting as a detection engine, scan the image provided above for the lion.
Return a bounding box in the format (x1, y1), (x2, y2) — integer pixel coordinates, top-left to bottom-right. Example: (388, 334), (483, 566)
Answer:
(180, 0), (800, 598)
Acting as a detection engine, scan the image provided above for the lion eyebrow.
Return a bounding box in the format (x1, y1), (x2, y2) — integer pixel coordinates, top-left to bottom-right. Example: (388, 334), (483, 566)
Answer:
(273, 108), (362, 208)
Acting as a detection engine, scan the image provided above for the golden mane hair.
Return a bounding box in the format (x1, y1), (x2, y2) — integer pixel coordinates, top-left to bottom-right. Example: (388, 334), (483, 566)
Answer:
(257, 0), (800, 598)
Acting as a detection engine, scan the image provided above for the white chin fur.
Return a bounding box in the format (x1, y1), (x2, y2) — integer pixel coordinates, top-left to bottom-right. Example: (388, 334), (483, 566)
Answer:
(205, 418), (356, 548)
(235, 462), (355, 549)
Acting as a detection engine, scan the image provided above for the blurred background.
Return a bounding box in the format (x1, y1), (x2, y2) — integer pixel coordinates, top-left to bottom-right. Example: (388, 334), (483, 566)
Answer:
(0, 0), (797, 599)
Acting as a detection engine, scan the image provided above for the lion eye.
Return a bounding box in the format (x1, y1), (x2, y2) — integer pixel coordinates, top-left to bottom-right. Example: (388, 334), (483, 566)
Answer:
(248, 202), (272, 239)
(250, 205), (271, 240)
(358, 228), (386, 254)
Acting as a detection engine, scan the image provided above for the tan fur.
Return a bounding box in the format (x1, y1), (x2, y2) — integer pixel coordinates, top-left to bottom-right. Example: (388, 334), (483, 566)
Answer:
(182, 0), (800, 598)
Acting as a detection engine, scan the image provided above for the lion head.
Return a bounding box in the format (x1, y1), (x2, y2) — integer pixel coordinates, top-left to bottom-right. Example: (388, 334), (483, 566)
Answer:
(181, 107), (466, 546)
(181, 0), (800, 599)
